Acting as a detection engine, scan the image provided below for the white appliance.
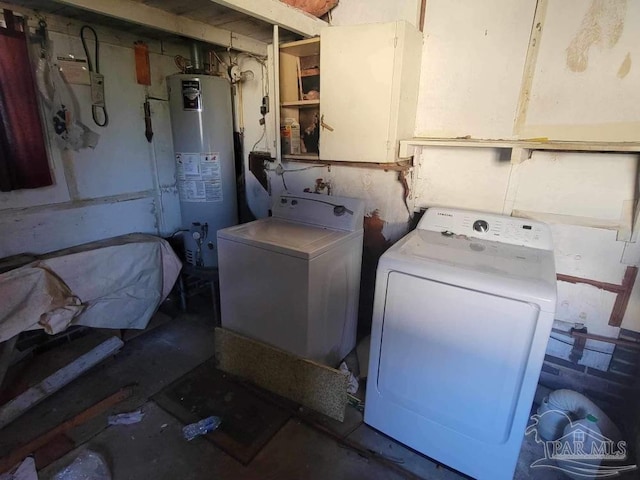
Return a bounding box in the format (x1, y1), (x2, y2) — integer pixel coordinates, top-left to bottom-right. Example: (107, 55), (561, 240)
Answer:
(217, 192), (365, 366)
(365, 207), (557, 480)
(168, 74), (237, 267)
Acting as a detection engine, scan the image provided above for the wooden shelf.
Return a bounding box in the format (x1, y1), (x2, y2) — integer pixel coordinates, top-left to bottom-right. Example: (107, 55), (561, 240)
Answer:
(300, 68), (320, 77)
(282, 153), (320, 161)
(279, 37), (320, 57)
(281, 100), (320, 108)
(282, 157), (412, 171)
(399, 137), (640, 160)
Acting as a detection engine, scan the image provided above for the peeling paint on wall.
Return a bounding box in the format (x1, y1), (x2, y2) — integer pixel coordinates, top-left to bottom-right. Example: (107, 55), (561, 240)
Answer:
(358, 210), (392, 336)
(617, 51), (632, 78)
(364, 210), (391, 252)
(566, 0), (627, 73)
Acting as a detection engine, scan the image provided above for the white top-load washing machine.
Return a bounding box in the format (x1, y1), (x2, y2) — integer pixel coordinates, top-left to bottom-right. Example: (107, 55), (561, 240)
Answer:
(365, 207), (557, 480)
(217, 192), (365, 366)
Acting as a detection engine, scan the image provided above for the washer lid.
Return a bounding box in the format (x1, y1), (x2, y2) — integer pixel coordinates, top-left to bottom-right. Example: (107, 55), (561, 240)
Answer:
(217, 218), (360, 259)
(380, 229), (557, 311)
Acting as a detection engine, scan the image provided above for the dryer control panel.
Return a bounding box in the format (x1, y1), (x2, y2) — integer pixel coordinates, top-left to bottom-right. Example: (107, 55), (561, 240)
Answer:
(417, 207), (553, 250)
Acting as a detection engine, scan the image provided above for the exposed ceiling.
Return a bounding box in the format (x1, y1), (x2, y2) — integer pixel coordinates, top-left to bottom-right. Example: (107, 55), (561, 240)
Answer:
(131, 0), (283, 43)
(4, 0), (299, 48)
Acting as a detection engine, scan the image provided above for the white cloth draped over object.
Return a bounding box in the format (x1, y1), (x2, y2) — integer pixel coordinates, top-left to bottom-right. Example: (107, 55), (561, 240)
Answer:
(0, 235), (182, 342)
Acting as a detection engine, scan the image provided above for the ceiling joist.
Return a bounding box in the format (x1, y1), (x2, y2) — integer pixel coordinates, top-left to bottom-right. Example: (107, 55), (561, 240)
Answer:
(50, 0), (267, 55)
(209, 0), (328, 38)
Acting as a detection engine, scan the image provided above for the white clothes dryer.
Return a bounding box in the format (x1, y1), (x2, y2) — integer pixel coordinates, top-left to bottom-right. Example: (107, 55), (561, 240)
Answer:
(365, 207), (557, 480)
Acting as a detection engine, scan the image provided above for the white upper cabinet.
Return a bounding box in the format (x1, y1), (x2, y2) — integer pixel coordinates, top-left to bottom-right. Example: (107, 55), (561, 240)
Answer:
(319, 21), (423, 163)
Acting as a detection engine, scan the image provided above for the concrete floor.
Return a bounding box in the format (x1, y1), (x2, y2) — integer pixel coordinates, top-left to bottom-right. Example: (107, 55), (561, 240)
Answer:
(0, 309), (581, 479)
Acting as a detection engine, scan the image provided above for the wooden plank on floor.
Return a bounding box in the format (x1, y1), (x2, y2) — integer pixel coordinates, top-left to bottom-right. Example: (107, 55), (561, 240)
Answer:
(214, 328), (348, 421)
(0, 337), (124, 430)
(0, 385), (133, 473)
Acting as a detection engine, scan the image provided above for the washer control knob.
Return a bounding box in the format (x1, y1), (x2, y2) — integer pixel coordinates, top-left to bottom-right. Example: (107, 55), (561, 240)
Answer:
(473, 220), (489, 233)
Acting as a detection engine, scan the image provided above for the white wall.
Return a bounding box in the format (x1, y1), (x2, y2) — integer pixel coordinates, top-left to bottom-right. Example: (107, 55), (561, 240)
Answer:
(245, 0), (640, 371)
(415, 0), (536, 139)
(0, 11), (185, 257)
(410, 0), (640, 369)
(521, 0), (640, 141)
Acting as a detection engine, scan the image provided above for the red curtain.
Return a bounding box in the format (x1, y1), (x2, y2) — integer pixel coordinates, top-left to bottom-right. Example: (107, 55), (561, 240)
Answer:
(0, 15), (52, 192)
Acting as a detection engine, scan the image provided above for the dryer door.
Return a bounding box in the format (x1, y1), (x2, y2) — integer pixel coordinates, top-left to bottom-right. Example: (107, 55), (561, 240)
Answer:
(377, 271), (539, 444)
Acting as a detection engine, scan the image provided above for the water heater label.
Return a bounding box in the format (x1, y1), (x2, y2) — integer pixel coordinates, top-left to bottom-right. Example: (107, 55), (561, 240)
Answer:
(181, 80), (201, 110)
(176, 152), (223, 203)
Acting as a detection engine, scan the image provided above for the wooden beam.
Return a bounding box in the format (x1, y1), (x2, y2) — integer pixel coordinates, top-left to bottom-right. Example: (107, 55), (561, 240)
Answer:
(609, 266), (637, 327)
(0, 337), (124, 429)
(399, 137), (640, 153)
(556, 266), (638, 327)
(556, 329), (640, 351)
(557, 273), (626, 294)
(0, 386), (133, 473)
(50, 0), (267, 55)
(209, 0), (327, 37)
(282, 157), (413, 171)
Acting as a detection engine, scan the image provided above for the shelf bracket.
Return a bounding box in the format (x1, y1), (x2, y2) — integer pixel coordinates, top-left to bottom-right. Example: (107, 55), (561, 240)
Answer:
(398, 141), (417, 159)
(510, 147), (532, 165)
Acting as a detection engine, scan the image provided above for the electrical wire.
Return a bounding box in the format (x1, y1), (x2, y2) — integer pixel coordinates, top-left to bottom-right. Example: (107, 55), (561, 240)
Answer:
(280, 194), (354, 215)
(212, 50), (226, 69)
(80, 25), (108, 127)
(239, 52), (267, 64)
(252, 123), (266, 151)
(268, 164), (326, 193)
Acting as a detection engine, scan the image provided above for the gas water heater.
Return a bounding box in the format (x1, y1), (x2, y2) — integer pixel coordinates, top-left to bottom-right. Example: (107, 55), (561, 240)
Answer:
(168, 74), (238, 267)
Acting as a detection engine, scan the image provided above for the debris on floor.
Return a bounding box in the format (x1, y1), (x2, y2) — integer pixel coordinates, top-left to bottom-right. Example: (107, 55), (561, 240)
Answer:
(153, 360), (290, 464)
(107, 409), (144, 426)
(0, 457), (37, 480)
(51, 450), (110, 480)
(182, 416), (222, 441)
(339, 362), (359, 395)
(0, 337), (124, 430)
(0, 387), (132, 474)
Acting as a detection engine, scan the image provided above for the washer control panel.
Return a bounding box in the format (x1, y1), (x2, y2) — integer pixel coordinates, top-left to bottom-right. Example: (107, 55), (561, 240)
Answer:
(417, 207), (553, 250)
(272, 192), (365, 232)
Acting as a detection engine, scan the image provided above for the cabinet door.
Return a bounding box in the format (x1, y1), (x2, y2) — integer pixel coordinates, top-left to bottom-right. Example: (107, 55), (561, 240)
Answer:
(320, 23), (398, 162)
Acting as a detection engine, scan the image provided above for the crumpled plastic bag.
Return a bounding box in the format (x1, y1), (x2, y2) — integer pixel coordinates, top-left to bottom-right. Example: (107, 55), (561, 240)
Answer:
(52, 450), (111, 480)
(339, 361), (359, 395)
(108, 408), (144, 426)
(35, 56), (99, 151)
